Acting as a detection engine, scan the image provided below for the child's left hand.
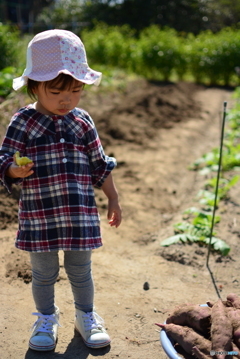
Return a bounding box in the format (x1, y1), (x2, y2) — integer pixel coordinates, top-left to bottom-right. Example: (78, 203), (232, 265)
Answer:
(107, 198), (122, 228)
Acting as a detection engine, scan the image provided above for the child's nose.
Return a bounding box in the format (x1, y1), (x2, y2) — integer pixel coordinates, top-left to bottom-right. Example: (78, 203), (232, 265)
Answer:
(60, 96), (70, 104)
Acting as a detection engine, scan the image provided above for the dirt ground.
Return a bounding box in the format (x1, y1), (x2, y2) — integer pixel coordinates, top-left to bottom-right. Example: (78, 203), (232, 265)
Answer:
(1, 79), (240, 359)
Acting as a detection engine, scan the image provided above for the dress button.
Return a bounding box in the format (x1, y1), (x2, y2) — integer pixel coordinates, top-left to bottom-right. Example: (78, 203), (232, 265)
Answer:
(62, 158), (67, 163)
(60, 138), (65, 143)
(58, 119), (62, 124)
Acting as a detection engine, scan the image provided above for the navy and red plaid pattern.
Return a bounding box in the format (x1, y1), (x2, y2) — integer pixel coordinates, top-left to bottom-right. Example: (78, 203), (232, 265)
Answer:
(0, 106), (116, 252)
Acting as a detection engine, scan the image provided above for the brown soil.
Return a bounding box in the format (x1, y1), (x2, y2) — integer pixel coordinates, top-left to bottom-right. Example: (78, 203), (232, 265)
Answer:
(1, 79), (239, 359)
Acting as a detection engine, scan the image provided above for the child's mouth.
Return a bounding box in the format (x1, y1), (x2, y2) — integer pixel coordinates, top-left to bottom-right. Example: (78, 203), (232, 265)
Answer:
(58, 109), (69, 114)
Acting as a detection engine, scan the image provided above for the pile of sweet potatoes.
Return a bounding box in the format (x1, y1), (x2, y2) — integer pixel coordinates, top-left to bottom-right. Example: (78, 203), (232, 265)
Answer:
(156, 293), (240, 359)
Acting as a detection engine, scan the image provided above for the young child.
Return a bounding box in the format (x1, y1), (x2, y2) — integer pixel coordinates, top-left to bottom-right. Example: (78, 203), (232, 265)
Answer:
(0, 29), (122, 351)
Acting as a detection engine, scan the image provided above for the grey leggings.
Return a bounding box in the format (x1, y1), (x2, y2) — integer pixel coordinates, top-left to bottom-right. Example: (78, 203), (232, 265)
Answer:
(30, 251), (94, 315)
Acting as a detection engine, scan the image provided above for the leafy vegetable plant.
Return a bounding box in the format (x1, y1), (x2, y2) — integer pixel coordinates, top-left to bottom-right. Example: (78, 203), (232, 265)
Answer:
(189, 142), (240, 174)
(161, 207), (230, 256)
(197, 175), (240, 207)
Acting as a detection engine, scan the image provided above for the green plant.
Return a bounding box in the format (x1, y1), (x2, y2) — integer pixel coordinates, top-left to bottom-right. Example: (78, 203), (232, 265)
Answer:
(187, 28), (240, 86)
(0, 67), (18, 97)
(197, 175), (240, 207)
(189, 141), (240, 174)
(161, 207), (230, 255)
(0, 25), (20, 70)
(137, 26), (183, 81)
(82, 23), (135, 71)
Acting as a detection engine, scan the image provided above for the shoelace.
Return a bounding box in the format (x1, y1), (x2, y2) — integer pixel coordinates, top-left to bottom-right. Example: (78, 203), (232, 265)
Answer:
(31, 312), (60, 334)
(82, 312), (104, 331)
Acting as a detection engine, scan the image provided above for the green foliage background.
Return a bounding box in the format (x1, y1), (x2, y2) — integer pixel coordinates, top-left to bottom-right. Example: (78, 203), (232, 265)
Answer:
(1, 22), (240, 96)
(82, 24), (240, 86)
(0, 25), (19, 70)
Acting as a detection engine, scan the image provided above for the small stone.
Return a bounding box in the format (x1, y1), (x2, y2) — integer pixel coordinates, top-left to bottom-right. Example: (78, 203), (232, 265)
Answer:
(143, 281), (150, 290)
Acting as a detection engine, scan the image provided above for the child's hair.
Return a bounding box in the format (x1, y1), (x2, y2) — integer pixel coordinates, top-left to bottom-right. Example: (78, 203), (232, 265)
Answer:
(27, 73), (85, 100)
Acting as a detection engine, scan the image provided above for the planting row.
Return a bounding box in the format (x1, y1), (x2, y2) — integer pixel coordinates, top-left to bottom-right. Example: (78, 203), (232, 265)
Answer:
(161, 88), (240, 255)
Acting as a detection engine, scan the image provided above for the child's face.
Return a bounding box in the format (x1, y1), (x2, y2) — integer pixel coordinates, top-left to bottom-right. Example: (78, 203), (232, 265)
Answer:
(34, 81), (84, 116)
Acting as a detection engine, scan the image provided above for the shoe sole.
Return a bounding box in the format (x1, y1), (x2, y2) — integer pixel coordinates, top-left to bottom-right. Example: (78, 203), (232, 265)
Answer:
(29, 341), (56, 351)
(75, 327), (111, 349)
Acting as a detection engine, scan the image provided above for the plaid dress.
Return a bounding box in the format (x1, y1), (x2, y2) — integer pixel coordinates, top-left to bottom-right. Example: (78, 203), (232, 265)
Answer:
(0, 105), (116, 252)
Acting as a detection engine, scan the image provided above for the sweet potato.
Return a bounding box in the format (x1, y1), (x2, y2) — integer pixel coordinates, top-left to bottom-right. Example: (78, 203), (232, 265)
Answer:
(232, 343), (240, 359)
(206, 301), (214, 308)
(13, 151), (32, 166)
(166, 304), (211, 335)
(207, 300), (232, 308)
(227, 294), (240, 310)
(156, 323), (211, 356)
(232, 342), (240, 358)
(227, 307), (240, 350)
(192, 345), (212, 359)
(211, 299), (233, 359)
(157, 296), (240, 359)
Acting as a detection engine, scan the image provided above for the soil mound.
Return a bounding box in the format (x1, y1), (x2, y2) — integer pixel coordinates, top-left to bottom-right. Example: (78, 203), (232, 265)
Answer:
(85, 80), (203, 147)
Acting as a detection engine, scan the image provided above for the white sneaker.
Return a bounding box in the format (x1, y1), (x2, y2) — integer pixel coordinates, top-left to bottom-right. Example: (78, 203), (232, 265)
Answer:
(29, 307), (60, 351)
(75, 309), (111, 348)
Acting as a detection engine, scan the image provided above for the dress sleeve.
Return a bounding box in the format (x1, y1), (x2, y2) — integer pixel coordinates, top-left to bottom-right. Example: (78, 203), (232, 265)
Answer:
(83, 113), (117, 188)
(0, 113), (27, 193)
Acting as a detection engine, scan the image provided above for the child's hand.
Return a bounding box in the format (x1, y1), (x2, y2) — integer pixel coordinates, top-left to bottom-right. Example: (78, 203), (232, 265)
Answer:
(6, 162), (34, 178)
(107, 198), (122, 228)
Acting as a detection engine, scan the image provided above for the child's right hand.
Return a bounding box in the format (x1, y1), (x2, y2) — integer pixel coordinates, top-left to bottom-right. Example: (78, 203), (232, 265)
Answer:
(107, 198), (122, 228)
(6, 162), (34, 178)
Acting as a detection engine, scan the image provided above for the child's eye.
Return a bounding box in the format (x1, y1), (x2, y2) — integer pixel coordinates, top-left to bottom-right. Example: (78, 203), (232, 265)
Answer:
(51, 91), (60, 95)
(73, 87), (83, 93)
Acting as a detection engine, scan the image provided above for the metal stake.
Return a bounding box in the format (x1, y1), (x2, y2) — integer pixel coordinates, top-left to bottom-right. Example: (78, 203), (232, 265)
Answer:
(206, 101), (227, 267)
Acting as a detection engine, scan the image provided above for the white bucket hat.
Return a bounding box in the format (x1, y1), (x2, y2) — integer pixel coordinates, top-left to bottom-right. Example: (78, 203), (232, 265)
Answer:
(13, 29), (102, 90)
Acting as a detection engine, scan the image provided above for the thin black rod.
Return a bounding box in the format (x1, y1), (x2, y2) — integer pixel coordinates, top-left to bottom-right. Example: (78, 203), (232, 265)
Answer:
(206, 101), (227, 267)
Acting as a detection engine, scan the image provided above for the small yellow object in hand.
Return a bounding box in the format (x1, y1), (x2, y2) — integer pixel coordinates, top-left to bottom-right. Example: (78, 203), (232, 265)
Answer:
(13, 151), (33, 166)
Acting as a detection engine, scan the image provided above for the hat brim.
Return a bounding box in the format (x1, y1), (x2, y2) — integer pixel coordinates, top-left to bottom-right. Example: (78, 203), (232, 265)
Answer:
(13, 68), (102, 91)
